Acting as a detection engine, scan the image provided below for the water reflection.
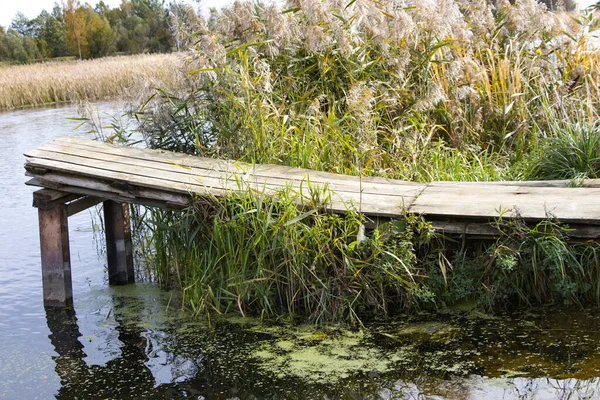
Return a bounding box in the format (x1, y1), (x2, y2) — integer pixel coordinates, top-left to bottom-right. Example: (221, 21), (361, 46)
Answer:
(46, 289), (212, 399)
(47, 308), (156, 398)
(42, 292), (600, 399)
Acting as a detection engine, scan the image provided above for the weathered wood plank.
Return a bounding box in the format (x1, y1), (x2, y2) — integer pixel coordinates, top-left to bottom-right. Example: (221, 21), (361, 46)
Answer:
(429, 220), (600, 239)
(28, 141), (425, 199)
(27, 172), (409, 218)
(27, 171), (191, 206)
(34, 183), (187, 210)
(565, 224), (600, 239)
(430, 180), (600, 188)
(39, 204), (72, 308)
(24, 150), (413, 210)
(25, 154), (414, 216)
(33, 188), (82, 210)
(411, 183), (600, 224)
(33, 188), (71, 202)
(52, 136), (422, 188)
(429, 221), (500, 238)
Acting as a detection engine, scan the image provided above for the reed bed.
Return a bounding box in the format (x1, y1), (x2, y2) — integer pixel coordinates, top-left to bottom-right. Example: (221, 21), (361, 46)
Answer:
(0, 53), (184, 110)
(112, 0), (600, 323)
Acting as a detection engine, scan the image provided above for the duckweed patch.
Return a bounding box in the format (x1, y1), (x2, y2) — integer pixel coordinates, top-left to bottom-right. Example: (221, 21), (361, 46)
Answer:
(222, 308), (600, 388)
(250, 327), (384, 383)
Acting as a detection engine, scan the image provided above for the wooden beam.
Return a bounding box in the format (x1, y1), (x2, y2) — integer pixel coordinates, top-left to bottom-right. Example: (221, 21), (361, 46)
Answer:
(429, 220), (600, 240)
(33, 188), (82, 210)
(26, 171), (190, 208)
(39, 204), (73, 308)
(104, 200), (134, 285)
(430, 221), (499, 238)
(66, 196), (104, 217)
(34, 188), (70, 201)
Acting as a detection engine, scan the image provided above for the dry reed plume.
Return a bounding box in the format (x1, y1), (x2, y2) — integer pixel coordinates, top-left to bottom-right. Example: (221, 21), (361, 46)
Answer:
(0, 53), (184, 110)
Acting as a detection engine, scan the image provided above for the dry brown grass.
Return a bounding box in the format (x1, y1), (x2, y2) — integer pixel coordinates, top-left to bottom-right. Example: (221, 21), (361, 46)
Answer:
(0, 53), (184, 110)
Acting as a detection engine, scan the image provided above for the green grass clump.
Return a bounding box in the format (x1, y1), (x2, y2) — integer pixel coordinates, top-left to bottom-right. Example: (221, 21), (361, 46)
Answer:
(424, 217), (600, 310)
(141, 186), (437, 324)
(528, 124), (600, 180)
(136, 186), (600, 323)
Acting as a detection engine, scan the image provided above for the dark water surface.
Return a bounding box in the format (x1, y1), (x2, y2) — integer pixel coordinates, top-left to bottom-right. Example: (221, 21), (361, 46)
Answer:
(1, 103), (600, 399)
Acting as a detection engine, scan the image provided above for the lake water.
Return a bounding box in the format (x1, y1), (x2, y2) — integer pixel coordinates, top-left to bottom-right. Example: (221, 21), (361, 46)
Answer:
(1, 102), (600, 399)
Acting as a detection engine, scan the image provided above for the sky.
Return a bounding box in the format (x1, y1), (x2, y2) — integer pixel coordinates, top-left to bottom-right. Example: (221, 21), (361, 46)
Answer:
(0, 0), (236, 29)
(0, 0), (598, 30)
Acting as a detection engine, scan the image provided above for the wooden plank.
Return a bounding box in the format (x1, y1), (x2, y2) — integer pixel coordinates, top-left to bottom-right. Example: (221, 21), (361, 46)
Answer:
(24, 151), (411, 211)
(33, 188), (82, 210)
(104, 201), (134, 285)
(25, 178), (44, 187)
(431, 180), (600, 188)
(28, 141), (425, 200)
(48, 137), (424, 193)
(28, 146), (600, 221)
(33, 183), (188, 210)
(38, 204), (73, 308)
(25, 154), (412, 216)
(25, 156), (222, 196)
(66, 196), (104, 217)
(25, 137), (600, 223)
(26, 146), (290, 195)
(33, 188), (71, 202)
(566, 224), (600, 239)
(27, 166), (409, 216)
(429, 220), (600, 240)
(430, 221), (499, 238)
(52, 136), (403, 186)
(411, 183), (600, 224)
(28, 171), (191, 206)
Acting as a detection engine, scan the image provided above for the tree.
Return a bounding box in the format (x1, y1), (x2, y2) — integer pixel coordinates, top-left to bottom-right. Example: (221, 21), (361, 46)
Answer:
(95, 1), (111, 15)
(10, 12), (33, 36)
(0, 29), (9, 61)
(115, 0), (174, 54)
(1, 0), (178, 62)
(64, 0), (88, 59)
(1, 30), (42, 63)
(85, 10), (116, 57)
(39, 11), (69, 57)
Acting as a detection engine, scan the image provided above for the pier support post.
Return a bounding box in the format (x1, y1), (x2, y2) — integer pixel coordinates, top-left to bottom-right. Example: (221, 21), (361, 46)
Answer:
(39, 204), (73, 308)
(104, 200), (134, 285)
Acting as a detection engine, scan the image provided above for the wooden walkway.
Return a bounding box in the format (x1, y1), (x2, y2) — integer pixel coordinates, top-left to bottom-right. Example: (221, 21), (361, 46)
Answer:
(24, 137), (600, 307)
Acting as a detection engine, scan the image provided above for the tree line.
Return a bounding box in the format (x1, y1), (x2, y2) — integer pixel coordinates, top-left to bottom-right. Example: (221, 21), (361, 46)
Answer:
(0, 0), (200, 64)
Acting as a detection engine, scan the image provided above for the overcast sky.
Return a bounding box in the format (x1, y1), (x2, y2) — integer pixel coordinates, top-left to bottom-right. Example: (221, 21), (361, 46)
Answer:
(0, 0), (236, 28)
(1, 0), (598, 30)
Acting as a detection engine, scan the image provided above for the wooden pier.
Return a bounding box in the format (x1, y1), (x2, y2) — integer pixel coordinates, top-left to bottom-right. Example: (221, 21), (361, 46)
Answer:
(25, 137), (600, 307)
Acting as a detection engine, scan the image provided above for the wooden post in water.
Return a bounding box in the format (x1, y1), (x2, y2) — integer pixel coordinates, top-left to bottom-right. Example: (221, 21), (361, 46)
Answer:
(39, 204), (73, 308)
(103, 200), (134, 285)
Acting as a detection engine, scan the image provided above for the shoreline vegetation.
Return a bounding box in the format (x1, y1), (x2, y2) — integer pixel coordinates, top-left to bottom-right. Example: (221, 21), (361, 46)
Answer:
(0, 0), (199, 110)
(0, 53), (184, 110)
(82, 0), (600, 324)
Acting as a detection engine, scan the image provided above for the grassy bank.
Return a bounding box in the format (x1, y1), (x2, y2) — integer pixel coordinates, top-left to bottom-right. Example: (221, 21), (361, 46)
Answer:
(110, 0), (600, 323)
(0, 53), (184, 110)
